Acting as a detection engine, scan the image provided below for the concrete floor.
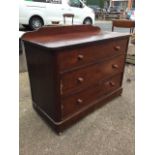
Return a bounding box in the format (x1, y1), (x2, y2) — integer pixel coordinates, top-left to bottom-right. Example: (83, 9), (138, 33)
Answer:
(19, 44), (135, 155)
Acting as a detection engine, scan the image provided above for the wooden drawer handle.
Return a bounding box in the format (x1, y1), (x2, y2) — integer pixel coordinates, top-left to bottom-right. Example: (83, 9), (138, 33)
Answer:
(78, 54), (84, 60)
(109, 81), (115, 87)
(112, 64), (119, 69)
(77, 99), (83, 104)
(77, 77), (84, 83)
(114, 46), (121, 51)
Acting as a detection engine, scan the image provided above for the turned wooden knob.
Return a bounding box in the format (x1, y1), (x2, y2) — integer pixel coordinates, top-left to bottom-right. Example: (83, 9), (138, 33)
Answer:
(114, 46), (121, 51)
(77, 77), (84, 83)
(78, 54), (84, 60)
(112, 64), (119, 69)
(109, 81), (115, 87)
(77, 99), (83, 104)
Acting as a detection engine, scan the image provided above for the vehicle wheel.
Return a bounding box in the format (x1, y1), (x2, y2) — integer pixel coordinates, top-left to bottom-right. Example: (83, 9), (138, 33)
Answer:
(83, 18), (92, 25)
(29, 16), (43, 30)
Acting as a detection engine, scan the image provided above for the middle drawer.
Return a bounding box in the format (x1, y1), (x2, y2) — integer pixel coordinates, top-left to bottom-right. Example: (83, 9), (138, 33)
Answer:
(60, 55), (125, 95)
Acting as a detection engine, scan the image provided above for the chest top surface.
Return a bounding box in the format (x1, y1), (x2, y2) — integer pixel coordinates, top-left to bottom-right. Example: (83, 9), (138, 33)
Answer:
(21, 25), (130, 49)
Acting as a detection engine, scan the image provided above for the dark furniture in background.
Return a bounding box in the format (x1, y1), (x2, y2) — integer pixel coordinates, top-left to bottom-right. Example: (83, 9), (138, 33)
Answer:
(112, 19), (135, 33)
(21, 25), (130, 134)
(63, 13), (74, 25)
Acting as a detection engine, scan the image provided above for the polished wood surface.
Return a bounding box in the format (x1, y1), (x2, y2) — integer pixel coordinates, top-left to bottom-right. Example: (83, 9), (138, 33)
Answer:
(62, 74), (122, 118)
(22, 25), (130, 133)
(57, 38), (128, 70)
(61, 55), (125, 95)
(22, 25), (129, 48)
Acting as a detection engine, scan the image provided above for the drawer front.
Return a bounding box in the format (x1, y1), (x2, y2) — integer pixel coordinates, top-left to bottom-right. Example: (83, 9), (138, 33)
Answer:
(62, 74), (122, 118)
(57, 38), (128, 70)
(61, 55), (125, 95)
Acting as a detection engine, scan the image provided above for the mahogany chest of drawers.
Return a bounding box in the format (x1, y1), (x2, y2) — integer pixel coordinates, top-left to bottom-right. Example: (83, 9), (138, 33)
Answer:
(21, 25), (130, 133)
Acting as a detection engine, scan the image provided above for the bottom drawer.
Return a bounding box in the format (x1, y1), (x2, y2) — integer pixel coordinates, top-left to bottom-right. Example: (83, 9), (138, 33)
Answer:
(61, 74), (122, 118)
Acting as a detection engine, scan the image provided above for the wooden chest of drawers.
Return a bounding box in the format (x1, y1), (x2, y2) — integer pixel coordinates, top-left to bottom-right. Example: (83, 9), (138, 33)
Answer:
(22, 25), (130, 133)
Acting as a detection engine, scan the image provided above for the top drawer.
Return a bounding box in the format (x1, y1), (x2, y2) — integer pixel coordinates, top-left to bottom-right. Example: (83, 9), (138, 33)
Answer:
(57, 38), (128, 71)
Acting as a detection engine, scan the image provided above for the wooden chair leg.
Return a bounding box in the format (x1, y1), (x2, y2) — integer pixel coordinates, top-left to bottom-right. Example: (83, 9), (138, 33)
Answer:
(112, 26), (114, 32)
(64, 17), (66, 24)
(72, 17), (73, 25)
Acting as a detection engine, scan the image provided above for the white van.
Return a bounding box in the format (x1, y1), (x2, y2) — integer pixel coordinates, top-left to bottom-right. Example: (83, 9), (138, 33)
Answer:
(19, 0), (95, 30)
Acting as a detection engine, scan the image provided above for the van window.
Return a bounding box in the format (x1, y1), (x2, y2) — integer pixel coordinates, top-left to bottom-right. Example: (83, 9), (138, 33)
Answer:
(68, 0), (83, 8)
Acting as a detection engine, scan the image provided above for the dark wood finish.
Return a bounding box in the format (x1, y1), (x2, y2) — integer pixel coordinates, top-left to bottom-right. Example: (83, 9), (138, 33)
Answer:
(23, 43), (62, 122)
(60, 55), (125, 95)
(21, 25), (130, 133)
(62, 74), (122, 118)
(57, 38), (128, 71)
(112, 19), (135, 33)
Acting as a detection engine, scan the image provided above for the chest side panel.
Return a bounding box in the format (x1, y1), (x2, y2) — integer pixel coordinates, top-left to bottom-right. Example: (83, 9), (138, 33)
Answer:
(24, 43), (61, 122)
